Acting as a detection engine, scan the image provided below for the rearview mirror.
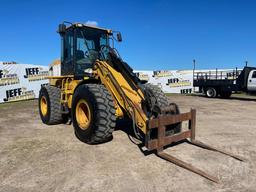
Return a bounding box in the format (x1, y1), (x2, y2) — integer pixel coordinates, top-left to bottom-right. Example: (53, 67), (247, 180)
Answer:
(58, 24), (66, 34)
(117, 32), (122, 42)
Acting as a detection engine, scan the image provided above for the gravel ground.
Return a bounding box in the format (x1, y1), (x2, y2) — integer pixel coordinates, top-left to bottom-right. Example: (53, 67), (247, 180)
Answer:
(0, 95), (256, 192)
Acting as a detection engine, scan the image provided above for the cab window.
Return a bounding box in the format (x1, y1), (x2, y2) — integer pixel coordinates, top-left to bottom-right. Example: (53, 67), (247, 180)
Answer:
(75, 28), (108, 75)
(63, 31), (73, 61)
(61, 29), (74, 75)
(252, 71), (256, 78)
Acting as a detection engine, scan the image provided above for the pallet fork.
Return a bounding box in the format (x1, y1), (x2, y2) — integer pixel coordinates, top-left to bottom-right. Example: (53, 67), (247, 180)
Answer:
(146, 108), (245, 183)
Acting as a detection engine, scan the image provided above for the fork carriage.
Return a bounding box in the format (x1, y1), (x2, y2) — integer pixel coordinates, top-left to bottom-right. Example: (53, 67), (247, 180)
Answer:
(146, 108), (244, 183)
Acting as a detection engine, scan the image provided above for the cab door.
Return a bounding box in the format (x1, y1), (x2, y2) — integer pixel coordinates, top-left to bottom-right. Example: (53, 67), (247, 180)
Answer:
(247, 70), (256, 91)
(61, 29), (74, 76)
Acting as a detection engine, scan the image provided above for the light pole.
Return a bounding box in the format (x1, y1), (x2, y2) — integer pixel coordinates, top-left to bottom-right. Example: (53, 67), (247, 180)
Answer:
(193, 59), (196, 93)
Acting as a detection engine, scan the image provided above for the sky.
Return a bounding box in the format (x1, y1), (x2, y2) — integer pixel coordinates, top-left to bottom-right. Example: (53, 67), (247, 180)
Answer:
(0, 0), (256, 70)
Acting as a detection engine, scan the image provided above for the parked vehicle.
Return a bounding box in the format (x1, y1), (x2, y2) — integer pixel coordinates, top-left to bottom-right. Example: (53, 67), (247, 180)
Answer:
(193, 66), (256, 98)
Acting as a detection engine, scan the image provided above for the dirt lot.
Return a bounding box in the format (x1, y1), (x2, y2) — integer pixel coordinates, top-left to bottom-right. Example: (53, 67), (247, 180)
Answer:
(0, 95), (256, 192)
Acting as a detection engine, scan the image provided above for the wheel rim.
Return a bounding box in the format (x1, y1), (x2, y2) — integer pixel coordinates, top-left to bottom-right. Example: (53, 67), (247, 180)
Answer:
(207, 89), (213, 97)
(207, 88), (215, 97)
(40, 96), (48, 116)
(76, 99), (91, 130)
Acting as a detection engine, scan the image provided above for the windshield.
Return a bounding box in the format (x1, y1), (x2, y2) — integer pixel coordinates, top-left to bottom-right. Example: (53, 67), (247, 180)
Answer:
(75, 27), (109, 74)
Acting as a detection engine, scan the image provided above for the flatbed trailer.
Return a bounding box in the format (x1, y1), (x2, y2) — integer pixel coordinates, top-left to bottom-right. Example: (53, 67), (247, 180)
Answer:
(193, 66), (256, 98)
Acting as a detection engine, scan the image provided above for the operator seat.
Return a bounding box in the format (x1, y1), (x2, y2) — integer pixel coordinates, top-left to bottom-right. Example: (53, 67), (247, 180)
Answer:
(76, 50), (85, 60)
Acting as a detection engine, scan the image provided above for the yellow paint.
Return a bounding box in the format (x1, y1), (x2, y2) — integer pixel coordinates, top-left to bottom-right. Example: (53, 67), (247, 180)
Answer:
(49, 60), (149, 133)
(40, 96), (48, 116)
(75, 99), (91, 130)
(94, 60), (148, 133)
(48, 75), (74, 79)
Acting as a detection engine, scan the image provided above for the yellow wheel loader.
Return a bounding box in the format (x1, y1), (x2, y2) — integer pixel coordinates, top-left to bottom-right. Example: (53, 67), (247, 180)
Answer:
(39, 22), (244, 183)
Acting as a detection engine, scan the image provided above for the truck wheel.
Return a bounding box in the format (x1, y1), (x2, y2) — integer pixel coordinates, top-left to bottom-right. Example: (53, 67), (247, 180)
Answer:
(220, 91), (232, 98)
(143, 84), (181, 135)
(71, 84), (116, 144)
(205, 87), (217, 98)
(39, 85), (64, 125)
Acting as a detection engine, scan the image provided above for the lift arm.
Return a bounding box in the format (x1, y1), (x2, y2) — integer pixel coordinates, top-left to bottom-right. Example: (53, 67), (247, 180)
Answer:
(93, 60), (148, 134)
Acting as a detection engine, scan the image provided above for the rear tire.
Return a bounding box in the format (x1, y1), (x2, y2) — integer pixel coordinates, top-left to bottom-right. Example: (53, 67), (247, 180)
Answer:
(71, 84), (116, 144)
(39, 85), (64, 125)
(143, 84), (181, 135)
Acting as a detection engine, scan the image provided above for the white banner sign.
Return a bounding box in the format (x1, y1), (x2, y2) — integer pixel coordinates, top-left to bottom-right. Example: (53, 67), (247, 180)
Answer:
(0, 62), (49, 103)
(135, 70), (194, 94)
(0, 61), (237, 103)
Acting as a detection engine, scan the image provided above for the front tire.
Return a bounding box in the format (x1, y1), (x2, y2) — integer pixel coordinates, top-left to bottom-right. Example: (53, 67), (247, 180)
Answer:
(71, 84), (116, 144)
(143, 84), (181, 135)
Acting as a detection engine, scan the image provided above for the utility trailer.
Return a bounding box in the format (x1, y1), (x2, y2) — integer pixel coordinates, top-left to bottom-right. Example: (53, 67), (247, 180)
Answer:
(193, 66), (256, 98)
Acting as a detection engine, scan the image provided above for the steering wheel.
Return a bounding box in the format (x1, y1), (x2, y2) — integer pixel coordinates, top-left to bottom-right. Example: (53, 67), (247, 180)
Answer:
(99, 45), (110, 60)
(84, 50), (90, 58)
(100, 45), (121, 60)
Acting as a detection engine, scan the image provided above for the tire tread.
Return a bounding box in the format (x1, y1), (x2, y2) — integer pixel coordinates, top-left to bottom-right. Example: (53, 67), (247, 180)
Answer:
(44, 85), (63, 124)
(74, 84), (116, 144)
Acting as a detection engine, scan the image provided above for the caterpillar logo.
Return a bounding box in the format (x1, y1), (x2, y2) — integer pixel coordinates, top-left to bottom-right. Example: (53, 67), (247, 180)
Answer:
(0, 69), (19, 86)
(3, 87), (35, 102)
(166, 78), (191, 87)
(135, 72), (149, 82)
(152, 70), (173, 78)
(24, 67), (49, 81)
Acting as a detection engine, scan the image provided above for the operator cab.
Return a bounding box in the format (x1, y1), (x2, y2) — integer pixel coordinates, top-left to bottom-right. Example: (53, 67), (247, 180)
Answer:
(57, 22), (122, 79)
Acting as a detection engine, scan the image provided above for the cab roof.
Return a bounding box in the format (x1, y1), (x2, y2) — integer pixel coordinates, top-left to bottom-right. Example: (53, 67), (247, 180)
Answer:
(65, 22), (112, 34)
